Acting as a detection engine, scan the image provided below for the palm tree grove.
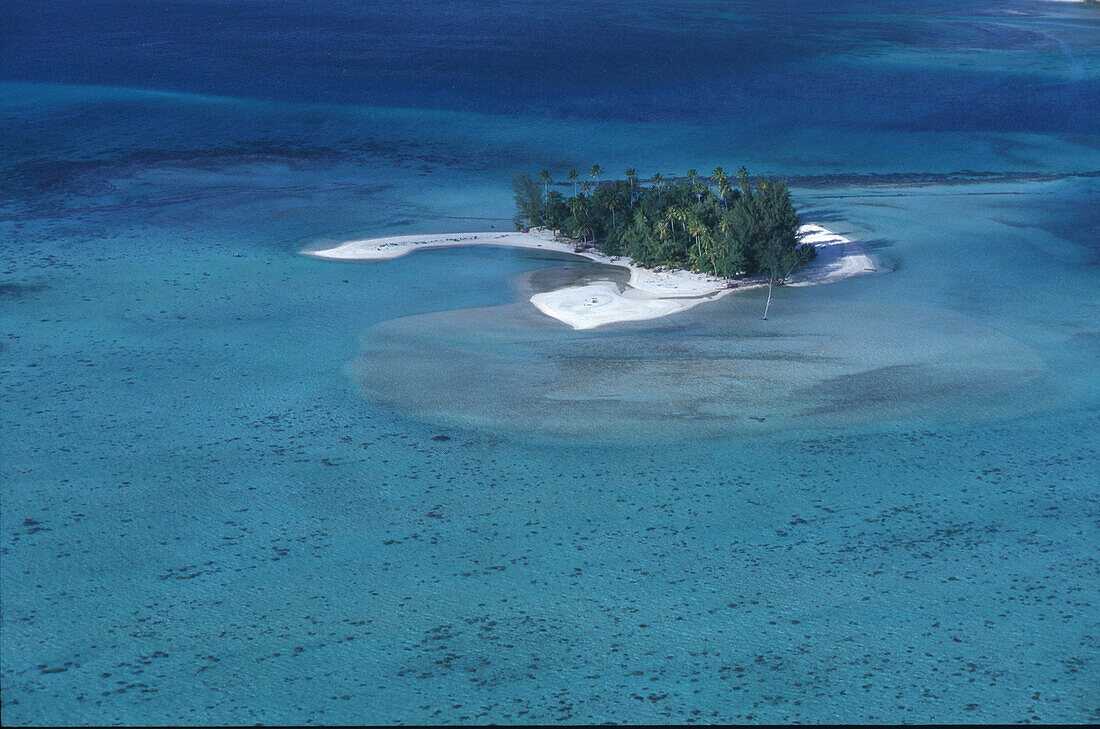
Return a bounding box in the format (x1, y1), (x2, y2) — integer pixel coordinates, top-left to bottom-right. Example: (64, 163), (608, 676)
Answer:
(512, 166), (816, 283)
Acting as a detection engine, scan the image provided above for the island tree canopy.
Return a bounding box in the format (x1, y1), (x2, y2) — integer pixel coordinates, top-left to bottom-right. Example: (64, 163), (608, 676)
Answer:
(512, 168), (815, 281)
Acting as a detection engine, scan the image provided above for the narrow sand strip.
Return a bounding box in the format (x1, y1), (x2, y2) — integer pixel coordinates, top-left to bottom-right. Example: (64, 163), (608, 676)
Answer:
(304, 224), (874, 329)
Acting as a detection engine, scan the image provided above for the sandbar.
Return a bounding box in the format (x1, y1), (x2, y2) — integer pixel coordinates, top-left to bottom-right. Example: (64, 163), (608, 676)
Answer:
(304, 224), (874, 330)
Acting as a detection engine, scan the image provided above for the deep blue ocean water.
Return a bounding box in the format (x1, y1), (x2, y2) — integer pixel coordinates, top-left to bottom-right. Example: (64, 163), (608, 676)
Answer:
(2, 1), (1098, 723)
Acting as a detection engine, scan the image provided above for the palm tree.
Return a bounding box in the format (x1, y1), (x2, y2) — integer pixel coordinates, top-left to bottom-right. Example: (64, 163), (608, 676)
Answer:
(717, 217), (734, 278)
(663, 208), (678, 238)
(737, 166), (751, 196)
(651, 172), (663, 199)
(716, 216), (733, 274)
(654, 220), (670, 261)
(710, 237), (722, 277)
(590, 164), (602, 185)
(688, 216), (719, 277)
(568, 196), (590, 244)
(581, 180), (591, 196)
(717, 177), (733, 208)
(568, 169), (578, 196)
(687, 168), (698, 185)
(625, 168), (637, 195)
(538, 169), (552, 197)
(688, 217), (708, 271)
(672, 207), (687, 238)
(712, 166), (731, 208)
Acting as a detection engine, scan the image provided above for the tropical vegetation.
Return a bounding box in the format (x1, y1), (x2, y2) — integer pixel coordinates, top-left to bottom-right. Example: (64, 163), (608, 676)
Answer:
(512, 166), (816, 286)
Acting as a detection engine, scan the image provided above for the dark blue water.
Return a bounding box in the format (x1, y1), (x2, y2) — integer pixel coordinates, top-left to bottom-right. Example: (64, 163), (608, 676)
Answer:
(4, 0), (1099, 130)
(2, 1), (1098, 724)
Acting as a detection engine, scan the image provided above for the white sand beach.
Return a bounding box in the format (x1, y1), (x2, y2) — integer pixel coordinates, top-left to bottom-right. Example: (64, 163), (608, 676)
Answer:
(305, 224), (874, 330)
(787, 224), (876, 287)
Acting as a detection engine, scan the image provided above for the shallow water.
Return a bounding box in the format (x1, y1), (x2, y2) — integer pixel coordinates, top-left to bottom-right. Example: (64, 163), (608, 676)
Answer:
(2, 0), (1099, 724)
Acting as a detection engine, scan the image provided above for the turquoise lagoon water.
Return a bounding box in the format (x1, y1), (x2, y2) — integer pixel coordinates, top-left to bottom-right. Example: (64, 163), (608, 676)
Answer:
(2, 1), (1099, 724)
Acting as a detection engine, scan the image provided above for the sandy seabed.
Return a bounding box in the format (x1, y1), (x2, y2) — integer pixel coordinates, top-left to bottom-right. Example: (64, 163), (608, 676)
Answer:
(305, 224), (875, 330)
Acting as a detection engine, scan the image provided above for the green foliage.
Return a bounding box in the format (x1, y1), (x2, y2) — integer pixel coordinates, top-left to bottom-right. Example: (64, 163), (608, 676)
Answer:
(511, 173), (548, 229)
(512, 168), (815, 280)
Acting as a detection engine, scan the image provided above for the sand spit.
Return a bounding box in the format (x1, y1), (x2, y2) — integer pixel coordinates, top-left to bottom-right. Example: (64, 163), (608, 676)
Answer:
(305, 224), (874, 329)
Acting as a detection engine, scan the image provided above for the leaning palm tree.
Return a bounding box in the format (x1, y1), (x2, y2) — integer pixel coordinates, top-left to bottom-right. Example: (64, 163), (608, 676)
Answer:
(590, 164), (602, 185)
(568, 169), (578, 196)
(538, 169), (552, 197)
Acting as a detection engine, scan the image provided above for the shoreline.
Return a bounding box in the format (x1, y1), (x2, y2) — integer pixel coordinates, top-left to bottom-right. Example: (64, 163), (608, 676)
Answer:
(303, 224), (875, 330)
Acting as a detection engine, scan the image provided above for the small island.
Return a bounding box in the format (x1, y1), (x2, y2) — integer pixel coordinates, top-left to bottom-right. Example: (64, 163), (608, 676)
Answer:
(513, 166), (816, 319)
(306, 166), (875, 329)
